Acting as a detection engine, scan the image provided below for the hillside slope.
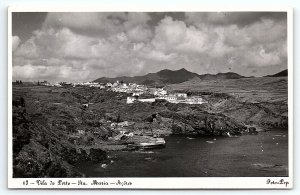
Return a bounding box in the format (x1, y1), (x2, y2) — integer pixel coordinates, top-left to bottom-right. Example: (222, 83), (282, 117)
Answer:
(93, 68), (245, 85)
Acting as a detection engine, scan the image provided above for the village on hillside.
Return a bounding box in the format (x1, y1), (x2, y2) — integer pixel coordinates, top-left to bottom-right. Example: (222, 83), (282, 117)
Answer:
(15, 80), (208, 105)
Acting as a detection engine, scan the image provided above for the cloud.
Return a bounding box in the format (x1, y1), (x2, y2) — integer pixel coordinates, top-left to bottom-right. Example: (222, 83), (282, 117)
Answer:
(244, 18), (287, 44)
(14, 27), (116, 60)
(185, 12), (286, 27)
(43, 13), (125, 37)
(14, 37), (39, 58)
(12, 64), (92, 82)
(142, 49), (178, 62)
(12, 12), (288, 82)
(245, 45), (283, 67)
(43, 12), (151, 40)
(124, 12), (151, 29)
(152, 16), (215, 54)
(12, 26), (153, 81)
(12, 36), (20, 51)
(126, 26), (153, 42)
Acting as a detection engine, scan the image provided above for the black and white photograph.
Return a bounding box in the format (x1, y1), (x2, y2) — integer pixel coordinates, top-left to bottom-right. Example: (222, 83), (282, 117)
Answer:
(8, 8), (293, 189)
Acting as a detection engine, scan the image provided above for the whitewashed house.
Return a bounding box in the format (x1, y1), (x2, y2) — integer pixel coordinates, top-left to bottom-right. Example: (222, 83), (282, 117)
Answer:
(138, 98), (156, 103)
(175, 93), (187, 98)
(127, 96), (137, 104)
(154, 89), (167, 96)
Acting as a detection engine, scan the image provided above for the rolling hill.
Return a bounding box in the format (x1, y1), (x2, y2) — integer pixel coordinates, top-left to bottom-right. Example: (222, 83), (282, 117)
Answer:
(264, 69), (288, 77)
(93, 68), (245, 85)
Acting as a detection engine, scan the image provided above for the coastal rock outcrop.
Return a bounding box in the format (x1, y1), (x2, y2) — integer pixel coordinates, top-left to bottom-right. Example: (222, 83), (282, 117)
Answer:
(13, 106), (107, 178)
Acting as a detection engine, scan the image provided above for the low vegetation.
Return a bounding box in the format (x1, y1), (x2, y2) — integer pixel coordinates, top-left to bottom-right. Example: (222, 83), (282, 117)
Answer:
(12, 76), (288, 177)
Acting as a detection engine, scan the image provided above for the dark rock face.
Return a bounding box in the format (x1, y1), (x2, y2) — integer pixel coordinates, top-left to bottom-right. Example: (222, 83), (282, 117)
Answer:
(165, 111), (244, 136)
(12, 105), (107, 178)
(13, 140), (84, 178)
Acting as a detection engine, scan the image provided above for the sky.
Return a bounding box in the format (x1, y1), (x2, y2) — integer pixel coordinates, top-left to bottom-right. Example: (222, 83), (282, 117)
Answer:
(12, 12), (287, 82)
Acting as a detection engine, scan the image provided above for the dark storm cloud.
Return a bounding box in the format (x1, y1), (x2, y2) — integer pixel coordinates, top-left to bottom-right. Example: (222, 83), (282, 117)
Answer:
(42, 12), (152, 39)
(148, 12), (186, 26)
(186, 12), (287, 27)
(12, 12), (47, 42)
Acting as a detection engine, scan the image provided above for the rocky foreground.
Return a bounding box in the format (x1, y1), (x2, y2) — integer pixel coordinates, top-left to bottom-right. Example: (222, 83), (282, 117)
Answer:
(12, 79), (288, 177)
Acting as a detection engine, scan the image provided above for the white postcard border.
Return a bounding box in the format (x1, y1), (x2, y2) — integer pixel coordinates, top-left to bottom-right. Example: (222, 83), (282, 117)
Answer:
(7, 6), (294, 189)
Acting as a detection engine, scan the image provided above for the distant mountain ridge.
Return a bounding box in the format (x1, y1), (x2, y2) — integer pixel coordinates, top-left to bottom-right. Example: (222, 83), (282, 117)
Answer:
(93, 68), (245, 85)
(198, 72), (244, 80)
(264, 69), (288, 77)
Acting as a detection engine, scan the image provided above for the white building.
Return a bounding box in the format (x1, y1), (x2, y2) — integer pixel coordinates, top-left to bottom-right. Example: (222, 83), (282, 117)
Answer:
(127, 96), (137, 104)
(164, 95), (177, 102)
(138, 98), (156, 103)
(186, 96), (207, 104)
(54, 82), (61, 87)
(132, 91), (144, 96)
(175, 93), (187, 98)
(118, 121), (130, 127)
(154, 89), (167, 96)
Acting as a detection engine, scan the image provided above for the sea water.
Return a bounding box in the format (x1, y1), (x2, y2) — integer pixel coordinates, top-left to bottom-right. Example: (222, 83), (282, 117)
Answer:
(77, 129), (288, 177)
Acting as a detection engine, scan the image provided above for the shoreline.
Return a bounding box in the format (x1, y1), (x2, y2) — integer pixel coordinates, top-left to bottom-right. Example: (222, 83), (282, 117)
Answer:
(75, 129), (288, 178)
(12, 82), (288, 178)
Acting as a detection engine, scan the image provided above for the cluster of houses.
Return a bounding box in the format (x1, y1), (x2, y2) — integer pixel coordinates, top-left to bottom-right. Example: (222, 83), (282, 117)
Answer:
(42, 80), (149, 93)
(40, 81), (63, 87)
(127, 92), (207, 105)
(40, 81), (107, 88)
(110, 81), (147, 95)
(72, 82), (106, 88)
(39, 79), (207, 105)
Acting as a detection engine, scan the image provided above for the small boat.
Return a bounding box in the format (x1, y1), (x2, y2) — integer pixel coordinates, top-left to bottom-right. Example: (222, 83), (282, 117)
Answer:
(127, 138), (166, 150)
(186, 137), (195, 140)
